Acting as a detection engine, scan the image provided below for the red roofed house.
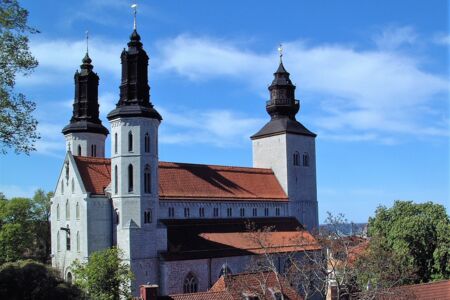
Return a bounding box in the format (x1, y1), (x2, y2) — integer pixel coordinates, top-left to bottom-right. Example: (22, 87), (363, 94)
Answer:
(50, 25), (319, 298)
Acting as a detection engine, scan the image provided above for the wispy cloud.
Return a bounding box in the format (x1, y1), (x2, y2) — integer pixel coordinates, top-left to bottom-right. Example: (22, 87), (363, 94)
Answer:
(373, 26), (417, 50)
(155, 32), (449, 143)
(159, 107), (264, 147)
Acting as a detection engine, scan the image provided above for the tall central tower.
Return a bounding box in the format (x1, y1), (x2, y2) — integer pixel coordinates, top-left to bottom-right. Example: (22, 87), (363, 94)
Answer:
(251, 58), (318, 230)
(107, 28), (162, 289)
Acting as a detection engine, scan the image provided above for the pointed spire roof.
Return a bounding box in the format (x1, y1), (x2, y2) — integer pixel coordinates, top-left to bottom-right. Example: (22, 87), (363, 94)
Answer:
(62, 53), (109, 136)
(251, 55), (315, 140)
(107, 29), (162, 121)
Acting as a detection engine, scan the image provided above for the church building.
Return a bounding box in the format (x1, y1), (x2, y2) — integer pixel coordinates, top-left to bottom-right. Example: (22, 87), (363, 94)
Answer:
(50, 24), (319, 297)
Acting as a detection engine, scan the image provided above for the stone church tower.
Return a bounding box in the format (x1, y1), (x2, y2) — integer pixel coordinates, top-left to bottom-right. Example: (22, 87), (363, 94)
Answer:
(62, 52), (109, 157)
(251, 59), (319, 230)
(107, 28), (163, 288)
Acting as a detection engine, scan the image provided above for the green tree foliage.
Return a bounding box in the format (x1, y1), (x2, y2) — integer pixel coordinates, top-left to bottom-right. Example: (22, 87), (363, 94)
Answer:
(0, 260), (85, 300)
(0, 189), (52, 263)
(0, 0), (39, 154)
(72, 247), (134, 300)
(368, 200), (450, 282)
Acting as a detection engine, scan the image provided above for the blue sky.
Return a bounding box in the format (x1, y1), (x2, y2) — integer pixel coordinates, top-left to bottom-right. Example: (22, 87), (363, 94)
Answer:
(1, 0), (448, 223)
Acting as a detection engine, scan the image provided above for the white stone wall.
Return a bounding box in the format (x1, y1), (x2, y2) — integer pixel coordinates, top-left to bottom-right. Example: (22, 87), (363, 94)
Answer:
(110, 116), (161, 297)
(159, 200), (288, 219)
(64, 132), (106, 158)
(252, 133), (318, 230)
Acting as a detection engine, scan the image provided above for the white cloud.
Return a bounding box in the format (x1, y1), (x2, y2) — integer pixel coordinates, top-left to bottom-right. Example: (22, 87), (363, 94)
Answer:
(159, 107), (264, 147)
(155, 33), (449, 143)
(373, 26), (417, 50)
(433, 33), (450, 45)
(17, 37), (122, 86)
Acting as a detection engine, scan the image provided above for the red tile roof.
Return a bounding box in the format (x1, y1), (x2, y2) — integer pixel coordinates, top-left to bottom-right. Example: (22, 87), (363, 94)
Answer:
(199, 231), (320, 254)
(378, 280), (450, 299)
(169, 291), (233, 300)
(73, 157), (288, 201)
(209, 272), (304, 300)
(73, 156), (111, 195)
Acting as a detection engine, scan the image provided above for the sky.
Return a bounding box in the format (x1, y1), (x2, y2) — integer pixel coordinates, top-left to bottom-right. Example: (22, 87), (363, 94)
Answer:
(0, 0), (449, 223)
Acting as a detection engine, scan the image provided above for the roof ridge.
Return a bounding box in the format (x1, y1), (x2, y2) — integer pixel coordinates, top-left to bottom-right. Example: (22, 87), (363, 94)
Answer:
(170, 290), (229, 296)
(159, 161), (274, 173)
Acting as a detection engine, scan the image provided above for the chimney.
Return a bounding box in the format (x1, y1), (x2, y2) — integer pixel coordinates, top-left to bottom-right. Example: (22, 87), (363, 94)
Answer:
(140, 284), (159, 300)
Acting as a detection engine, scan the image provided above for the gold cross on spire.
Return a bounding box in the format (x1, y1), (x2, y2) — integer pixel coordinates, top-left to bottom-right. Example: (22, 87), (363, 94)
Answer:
(278, 44), (283, 63)
(131, 4), (138, 30)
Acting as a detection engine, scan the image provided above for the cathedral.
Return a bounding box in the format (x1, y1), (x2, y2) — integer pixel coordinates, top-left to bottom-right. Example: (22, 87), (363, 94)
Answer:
(50, 25), (319, 297)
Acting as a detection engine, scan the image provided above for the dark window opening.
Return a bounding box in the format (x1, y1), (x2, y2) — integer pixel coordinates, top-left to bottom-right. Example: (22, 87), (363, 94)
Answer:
(144, 133), (150, 153)
(128, 131), (133, 152)
(128, 164), (133, 192)
(144, 165), (151, 193)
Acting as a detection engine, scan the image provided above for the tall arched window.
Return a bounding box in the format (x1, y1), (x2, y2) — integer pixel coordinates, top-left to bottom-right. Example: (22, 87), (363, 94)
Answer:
(76, 231), (80, 252)
(183, 272), (198, 293)
(128, 131), (133, 152)
(144, 133), (150, 153)
(128, 164), (134, 192)
(144, 165), (151, 194)
(91, 144), (97, 157)
(66, 226), (71, 251)
(65, 200), (70, 220)
(56, 204), (60, 220)
(77, 145), (81, 156)
(293, 151), (300, 166)
(114, 133), (118, 154)
(71, 178), (75, 193)
(115, 208), (120, 224)
(76, 202), (80, 219)
(67, 272), (72, 284)
(114, 165), (118, 194)
(57, 231), (60, 251)
(302, 152), (310, 167)
(61, 180), (64, 194)
(144, 209), (152, 224)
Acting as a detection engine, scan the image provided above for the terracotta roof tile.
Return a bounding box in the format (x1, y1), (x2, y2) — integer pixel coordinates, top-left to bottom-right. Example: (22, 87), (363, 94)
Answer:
(378, 280), (450, 299)
(73, 157), (288, 201)
(158, 162), (287, 201)
(169, 291), (233, 300)
(73, 156), (111, 195)
(210, 272), (304, 300)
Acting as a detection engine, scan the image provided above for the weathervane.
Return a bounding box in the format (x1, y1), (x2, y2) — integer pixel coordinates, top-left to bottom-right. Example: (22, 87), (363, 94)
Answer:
(131, 4), (138, 30)
(278, 44), (283, 63)
(85, 30), (89, 54)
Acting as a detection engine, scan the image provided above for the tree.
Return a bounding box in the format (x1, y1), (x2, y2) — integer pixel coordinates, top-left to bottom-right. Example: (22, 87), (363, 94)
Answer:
(72, 247), (134, 300)
(368, 201), (450, 282)
(0, 0), (39, 154)
(0, 190), (53, 263)
(0, 260), (84, 300)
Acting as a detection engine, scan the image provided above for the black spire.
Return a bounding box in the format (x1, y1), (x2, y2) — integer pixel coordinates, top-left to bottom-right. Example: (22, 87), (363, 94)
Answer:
(107, 29), (162, 121)
(62, 53), (109, 136)
(251, 61), (315, 139)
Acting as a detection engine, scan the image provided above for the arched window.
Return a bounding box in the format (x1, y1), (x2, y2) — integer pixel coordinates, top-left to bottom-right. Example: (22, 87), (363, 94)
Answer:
(71, 178), (75, 193)
(76, 231), (80, 252)
(144, 133), (150, 153)
(115, 209), (120, 224)
(128, 164), (134, 192)
(183, 272), (198, 293)
(66, 200), (70, 220)
(76, 202), (80, 219)
(293, 151), (300, 166)
(240, 208), (245, 217)
(56, 204), (60, 220)
(61, 181), (64, 194)
(67, 272), (72, 284)
(57, 231), (60, 251)
(128, 131), (133, 152)
(114, 133), (118, 154)
(114, 165), (118, 194)
(77, 145), (81, 156)
(144, 165), (151, 193)
(66, 226), (71, 251)
(91, 144), (97, 157)
(218, 264), (232, 278)
(302, 152), (310, 167)
(144, 209), (152, 224)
